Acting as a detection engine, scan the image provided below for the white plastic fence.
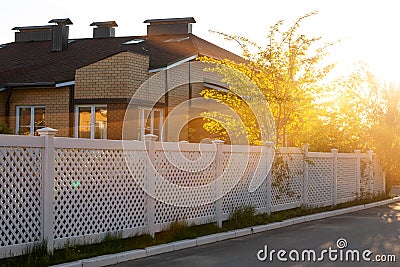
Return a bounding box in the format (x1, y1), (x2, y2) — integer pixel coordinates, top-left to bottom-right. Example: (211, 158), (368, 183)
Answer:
(0, 130), (385, 258)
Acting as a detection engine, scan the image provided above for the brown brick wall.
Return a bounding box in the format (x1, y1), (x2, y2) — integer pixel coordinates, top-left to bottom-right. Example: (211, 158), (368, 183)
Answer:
(74, 52), (150, 99)
(191, 82), (204, 98)
(9, 87), (70, 137)
(167, 84), (190, 141)
(107, 103), (128, 140)
(0, 91), (6, 125)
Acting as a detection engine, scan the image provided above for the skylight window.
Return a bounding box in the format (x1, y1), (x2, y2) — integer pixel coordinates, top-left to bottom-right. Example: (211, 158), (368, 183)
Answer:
(123, 39), (144, 45)
(163, 37), (190, 43)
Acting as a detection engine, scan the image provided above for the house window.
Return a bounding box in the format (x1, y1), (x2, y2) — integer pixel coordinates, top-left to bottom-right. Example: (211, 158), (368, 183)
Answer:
(75, 105), (107, 139)
(138, 108), (163, 140)
(16, 106), (45, 135)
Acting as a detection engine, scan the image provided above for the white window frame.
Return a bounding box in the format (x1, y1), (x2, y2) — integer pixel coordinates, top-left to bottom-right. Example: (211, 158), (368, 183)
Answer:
(16, 106), (45, 135)
(75, 105), (107, 139)
(138, 107), (164, 141)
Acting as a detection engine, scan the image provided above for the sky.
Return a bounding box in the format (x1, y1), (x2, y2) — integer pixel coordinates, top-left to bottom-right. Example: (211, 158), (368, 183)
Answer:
(1, 0), (400, 83)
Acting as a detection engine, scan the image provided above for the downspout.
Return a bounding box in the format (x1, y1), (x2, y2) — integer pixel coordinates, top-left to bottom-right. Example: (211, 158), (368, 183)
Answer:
(69, 85), (75, 137)
(188, 62), (192, 141)
(5, 86), (12, 126)
(188, 61), (192, 100)
(164, 68), (169, 140)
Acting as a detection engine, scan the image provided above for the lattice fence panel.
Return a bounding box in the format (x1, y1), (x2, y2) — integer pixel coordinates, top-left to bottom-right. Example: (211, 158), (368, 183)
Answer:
(222, 152), (268, 215)
(154, 150), (216, 225)
(308, 157), (333, 205)
(337, 158), (357, 200)
(54, 149), (147, 240)
(271, 153), (303, 208)
(0, 147), (43, 247)
(372, 155), (384, 193)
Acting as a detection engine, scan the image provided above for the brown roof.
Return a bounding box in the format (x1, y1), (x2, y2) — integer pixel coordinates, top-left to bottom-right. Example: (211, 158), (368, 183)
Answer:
(0, 33), (244, 88)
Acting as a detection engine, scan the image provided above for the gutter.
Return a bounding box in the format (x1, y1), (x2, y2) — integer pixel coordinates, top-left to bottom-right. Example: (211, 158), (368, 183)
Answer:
(4, 82), (55, 88)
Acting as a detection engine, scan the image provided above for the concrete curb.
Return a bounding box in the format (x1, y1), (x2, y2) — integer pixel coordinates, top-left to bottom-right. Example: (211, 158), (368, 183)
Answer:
(51, 197), (400, 267)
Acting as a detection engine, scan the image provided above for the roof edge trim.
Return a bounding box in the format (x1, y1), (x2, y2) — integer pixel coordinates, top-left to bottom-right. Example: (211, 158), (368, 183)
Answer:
(149, 54), (198, 73)
(204, 82), (229, 92)
(56, 81), (75, 88)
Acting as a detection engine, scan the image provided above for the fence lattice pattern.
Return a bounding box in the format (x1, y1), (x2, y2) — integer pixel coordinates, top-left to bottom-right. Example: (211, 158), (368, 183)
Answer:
(222, 152), (268, 214)
(337, 157), (357, 200)
(53, 149), (147, 241)
(0, 147), (43, 249)
(308, 157), (334, 206)
(154, 149), (216, 226)
(271, 151), (304, 211)
(0, 134), (385, 258)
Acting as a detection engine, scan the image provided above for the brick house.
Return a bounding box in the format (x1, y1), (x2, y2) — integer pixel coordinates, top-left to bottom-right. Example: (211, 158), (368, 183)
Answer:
(0, 17), (243, 141)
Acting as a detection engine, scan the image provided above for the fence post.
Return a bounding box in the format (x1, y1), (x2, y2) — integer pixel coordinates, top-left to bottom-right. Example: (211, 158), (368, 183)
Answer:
(144, 134), (157, 237)
(354, 150), (361, 198)
(367, 150), (374, 195)
(264, 141), (274, 215)
(302, 144), (309, 207)
(212, 140), (224, 228)
(37, 127), (58, 253)
(331, 148), (338, 206)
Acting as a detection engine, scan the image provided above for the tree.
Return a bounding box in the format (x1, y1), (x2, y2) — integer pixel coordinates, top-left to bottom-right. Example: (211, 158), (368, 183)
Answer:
(369, 84), (400, 190)
(327, 64), (400, 189)
(199, 11), (335, 147)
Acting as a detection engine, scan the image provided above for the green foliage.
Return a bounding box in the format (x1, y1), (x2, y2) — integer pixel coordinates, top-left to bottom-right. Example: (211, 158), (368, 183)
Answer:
(327, 65), (400, 188)
(0, 122), (12, 134)
(158, 220), (191, 241)
(0, 240), (49, 267)
(200, 11), (335, 146)
(225, 206), (260, 229)
(271, 151), (299, 199)
(199, 11), (400, 187)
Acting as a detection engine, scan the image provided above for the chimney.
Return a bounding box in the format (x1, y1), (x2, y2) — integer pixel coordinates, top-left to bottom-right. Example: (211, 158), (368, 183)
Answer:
(90, 21), (118, 38)
(48, 18), (73, 52)
(143, 17), (196, 36)
(12, 25), (53, 42)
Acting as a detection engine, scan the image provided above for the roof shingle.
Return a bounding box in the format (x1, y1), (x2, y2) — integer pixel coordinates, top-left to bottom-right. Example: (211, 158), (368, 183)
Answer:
(0, 33), (244, 87)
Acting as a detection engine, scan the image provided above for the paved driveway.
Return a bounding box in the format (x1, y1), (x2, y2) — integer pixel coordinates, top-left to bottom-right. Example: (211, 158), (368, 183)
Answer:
(113, 202), (400, 266)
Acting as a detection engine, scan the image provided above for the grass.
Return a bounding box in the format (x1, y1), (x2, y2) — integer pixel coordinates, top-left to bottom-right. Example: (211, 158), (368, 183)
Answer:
(0, 193), (392, 267)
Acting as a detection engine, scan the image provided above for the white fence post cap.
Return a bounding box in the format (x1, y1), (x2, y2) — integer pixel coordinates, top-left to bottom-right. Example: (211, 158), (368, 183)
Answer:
(212, 140), (225, 145)
(263, 141), (274, 147)
(37, 127), (58, 136)
(143, 134), (158, 141)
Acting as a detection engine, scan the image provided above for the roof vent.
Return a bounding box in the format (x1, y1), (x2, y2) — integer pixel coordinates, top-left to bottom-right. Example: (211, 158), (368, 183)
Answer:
(49, 18), (73, 52)
(123, 39), (145, 45)
(144, 17), (196, 36)
(90, 21), (118, 38)
(163, 36), (190, 43)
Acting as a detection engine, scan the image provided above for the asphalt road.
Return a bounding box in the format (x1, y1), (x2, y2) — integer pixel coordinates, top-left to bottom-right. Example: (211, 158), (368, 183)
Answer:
(112, 202), (400, 267)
